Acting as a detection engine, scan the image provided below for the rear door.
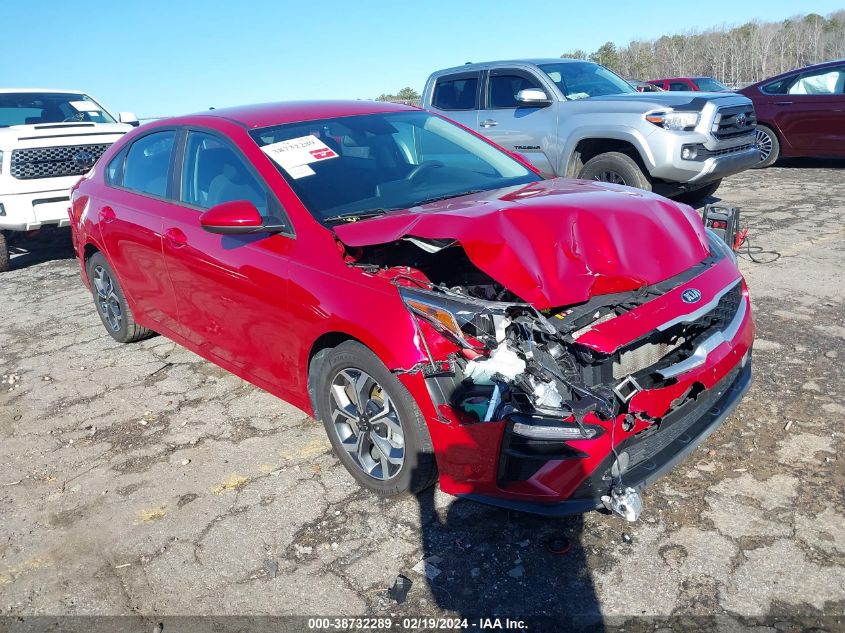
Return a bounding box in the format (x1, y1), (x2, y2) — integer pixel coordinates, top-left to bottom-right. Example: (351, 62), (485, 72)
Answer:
(774, 66), (845, 155)
(96, 129), (182, 336)
(426, 71), (481, 129)
(476, 68), (557, 175)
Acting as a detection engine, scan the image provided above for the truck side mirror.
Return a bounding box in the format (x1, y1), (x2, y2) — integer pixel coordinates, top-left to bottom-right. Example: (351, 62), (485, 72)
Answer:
(516, 89), (552, 107)
(118, 112), (140, 127)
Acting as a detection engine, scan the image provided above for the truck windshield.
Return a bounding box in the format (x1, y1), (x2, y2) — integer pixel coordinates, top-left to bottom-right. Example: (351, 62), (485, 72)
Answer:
(0, 92), (116, 127)
(250, 111), (541, 224)
(538, 62), (636, 99)
(692, 77), (730, 92)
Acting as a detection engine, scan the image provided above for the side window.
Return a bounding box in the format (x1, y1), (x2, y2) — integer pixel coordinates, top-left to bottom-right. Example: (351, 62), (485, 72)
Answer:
(787, 68), (845, 95)
(123, 131), (175, 197)
(669, 81), (691, 91)
(488, 73), (543, 108)
(105, 146), (128, 186)
(180, 131), (269, 216)
(761, 78), (791, 95)
(432, 76), (479, 110)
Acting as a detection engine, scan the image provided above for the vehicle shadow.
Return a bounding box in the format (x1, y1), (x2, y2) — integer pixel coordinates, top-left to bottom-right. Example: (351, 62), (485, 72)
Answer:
(4, 227), (75, 271)
(773, 157), (845, 169)
(413, 458), (606, 632)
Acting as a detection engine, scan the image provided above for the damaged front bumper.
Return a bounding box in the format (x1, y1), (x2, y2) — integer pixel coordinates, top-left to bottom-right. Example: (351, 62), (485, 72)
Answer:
(457, 358), (751, 516)
(389, 248), (754, 517)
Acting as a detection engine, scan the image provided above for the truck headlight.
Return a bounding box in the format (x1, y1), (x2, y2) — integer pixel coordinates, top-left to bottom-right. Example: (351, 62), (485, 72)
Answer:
(646, 110), (700, 131)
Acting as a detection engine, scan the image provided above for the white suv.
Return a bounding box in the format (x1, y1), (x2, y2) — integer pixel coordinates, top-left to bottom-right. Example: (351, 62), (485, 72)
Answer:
(0, 89), (137, 271)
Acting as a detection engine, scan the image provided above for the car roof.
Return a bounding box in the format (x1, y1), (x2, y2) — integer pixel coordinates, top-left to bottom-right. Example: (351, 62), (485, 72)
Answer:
(753, 59), (845, 85)
(176, 99), (418, 129)
(432, 58), (586, 75)
(0, 88), (86, 94)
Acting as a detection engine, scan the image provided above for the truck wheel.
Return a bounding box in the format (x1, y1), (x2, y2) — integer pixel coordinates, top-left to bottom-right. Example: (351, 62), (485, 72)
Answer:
(675, 179), (722, 206)
(86, 252), (154, 343)
(0, 232), (9, 273)
(578, 152), (652, 191)
(316, 341), (437, 496)
(753, 125), (780, 169)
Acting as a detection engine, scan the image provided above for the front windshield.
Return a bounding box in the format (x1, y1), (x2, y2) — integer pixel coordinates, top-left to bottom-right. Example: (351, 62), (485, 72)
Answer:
(692, 77), (729, 91)
(0, 93), (116, 127)
(538, 62), (636, 99)
(249, 111), (541, 223)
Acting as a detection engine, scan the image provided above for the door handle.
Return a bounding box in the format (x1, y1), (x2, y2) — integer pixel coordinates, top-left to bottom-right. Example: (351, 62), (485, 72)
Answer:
(98, 206), (116, 223)
(774, 101), (793, 106)
(480, 119), (498, 128)
(164, 227), (187, 248)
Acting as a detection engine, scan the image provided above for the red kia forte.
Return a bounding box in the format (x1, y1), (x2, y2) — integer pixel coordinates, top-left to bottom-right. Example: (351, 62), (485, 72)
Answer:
(69, 100), (753, 518)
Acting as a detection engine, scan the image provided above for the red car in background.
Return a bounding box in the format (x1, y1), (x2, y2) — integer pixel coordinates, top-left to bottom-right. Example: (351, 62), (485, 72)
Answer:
(648, 77), (731, 92)
(68, 100), (753, 518)
(739, 60), (845, 167)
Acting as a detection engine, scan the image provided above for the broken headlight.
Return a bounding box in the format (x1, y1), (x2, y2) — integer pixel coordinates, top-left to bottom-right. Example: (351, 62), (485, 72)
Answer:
(398, 285), (509, 349)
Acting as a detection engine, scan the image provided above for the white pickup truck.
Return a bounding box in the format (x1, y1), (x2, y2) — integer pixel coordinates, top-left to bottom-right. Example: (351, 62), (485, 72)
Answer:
(0, 89), (137, 271)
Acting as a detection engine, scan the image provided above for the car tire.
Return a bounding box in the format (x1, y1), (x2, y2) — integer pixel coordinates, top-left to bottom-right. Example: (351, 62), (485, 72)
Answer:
(578, 152), (652, 191)
(316, 341), (437, 496)
(86, 252), (154, 343)
(753, 124), (780, 169)
(675, 179), (722, 206)
(0, 232), (9, 273)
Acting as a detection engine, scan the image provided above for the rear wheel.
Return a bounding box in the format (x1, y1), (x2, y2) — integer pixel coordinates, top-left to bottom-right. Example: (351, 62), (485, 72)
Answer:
(86, 252), (154, 343)
(0, 232), (9, 273)
(578, 152), (652, 191)
(316, 341), (437, 496)
(753, 124), (780, 168)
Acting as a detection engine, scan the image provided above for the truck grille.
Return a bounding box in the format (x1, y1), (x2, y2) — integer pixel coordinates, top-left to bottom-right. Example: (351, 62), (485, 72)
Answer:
(612, 283), (742, 379)
(10, 144), (111, 180)
(712, 105), (757, 140)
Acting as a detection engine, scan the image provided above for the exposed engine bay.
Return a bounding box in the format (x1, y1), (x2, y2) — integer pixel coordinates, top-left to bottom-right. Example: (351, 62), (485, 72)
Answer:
(344, 232), (741, 441)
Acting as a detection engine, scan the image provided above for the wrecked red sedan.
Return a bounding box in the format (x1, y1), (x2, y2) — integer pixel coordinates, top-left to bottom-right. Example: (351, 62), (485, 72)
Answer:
(69, 101), (753, 518)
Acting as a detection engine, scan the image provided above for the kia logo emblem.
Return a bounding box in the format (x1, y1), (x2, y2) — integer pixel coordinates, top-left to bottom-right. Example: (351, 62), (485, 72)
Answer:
(682, 288), (702, 304)
(735, 113), (747, 128)
(73, 150), (95, 168)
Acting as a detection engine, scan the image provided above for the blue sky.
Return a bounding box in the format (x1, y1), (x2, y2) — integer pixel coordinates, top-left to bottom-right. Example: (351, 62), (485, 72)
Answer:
(5, 0), (843, 118)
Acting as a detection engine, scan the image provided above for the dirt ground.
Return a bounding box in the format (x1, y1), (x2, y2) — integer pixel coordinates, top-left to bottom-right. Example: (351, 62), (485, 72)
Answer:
(1, 160), (844, 631)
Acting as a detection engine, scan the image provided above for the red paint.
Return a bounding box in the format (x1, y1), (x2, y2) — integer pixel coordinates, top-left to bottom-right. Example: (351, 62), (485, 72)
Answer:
(335, 179), (708, 309)
(69, 100), (754, 512)
(199, 200), (264, 233)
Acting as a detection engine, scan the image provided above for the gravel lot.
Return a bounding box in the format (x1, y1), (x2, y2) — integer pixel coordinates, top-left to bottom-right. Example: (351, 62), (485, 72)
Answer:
(1, 161), (844, 630)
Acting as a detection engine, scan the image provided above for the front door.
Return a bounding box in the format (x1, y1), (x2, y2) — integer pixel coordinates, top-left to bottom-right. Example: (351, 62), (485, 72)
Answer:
(476, 68), (558, 176)
(162, 129), (297, 389)
(776, 66), (845, 155)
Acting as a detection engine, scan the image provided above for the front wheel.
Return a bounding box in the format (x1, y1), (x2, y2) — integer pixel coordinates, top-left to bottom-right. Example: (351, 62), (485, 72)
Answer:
(577, 152), (652, 191)
(0, 232), (9, 273)
(752, 124), (780, 169)
(316, 341), (437, 496)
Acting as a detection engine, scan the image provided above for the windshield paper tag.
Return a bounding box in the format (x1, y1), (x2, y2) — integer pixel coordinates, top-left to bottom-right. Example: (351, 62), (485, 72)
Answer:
(286, 164), (316, 179)
(69, 100), (102, 112)
(261, 135), (338, 174)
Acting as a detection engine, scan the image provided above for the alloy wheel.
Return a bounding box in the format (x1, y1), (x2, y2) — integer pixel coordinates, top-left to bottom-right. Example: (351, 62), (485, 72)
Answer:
(328, 368), (405, 480)
(92, 265), (123, 332)
(755, 128), (773, 162)
(593, 171), (626, 185)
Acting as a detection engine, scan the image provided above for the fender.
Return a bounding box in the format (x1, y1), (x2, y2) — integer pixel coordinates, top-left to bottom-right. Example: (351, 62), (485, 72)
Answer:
(559, 126), (657, 177)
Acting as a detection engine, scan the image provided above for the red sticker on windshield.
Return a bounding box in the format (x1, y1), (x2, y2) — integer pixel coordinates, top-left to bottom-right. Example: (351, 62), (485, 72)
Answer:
(309, 147), (337, 160)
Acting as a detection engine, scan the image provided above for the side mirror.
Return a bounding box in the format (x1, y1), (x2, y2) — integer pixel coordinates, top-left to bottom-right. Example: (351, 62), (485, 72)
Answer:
(200, 200), (285, 235)
(515, 88), (551, 106)
(118, 112), (140, 127)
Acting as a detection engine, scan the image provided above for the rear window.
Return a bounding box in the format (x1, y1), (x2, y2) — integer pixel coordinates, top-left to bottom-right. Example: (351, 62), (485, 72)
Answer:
(432, 77), (478, 110)
(0, 92), (116, 127)
(122, 131), (175, 198)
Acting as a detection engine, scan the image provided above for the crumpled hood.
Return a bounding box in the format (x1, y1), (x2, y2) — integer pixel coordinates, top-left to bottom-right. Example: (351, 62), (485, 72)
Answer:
(335, 178), (710, 309)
